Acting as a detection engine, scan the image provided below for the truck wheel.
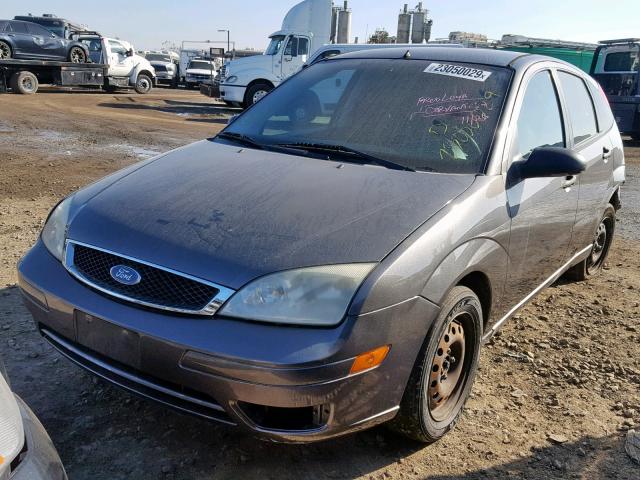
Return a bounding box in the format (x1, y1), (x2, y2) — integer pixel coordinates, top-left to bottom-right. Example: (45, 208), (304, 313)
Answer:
(134, 74), (152, 94)
(388, 286), (482, 443)
(244, 82), (273, 109)
(68, 47), (87, 63)
(565, 204), (615, 281)
(0, 41), (11, 60)
(10, 71), (38, 94)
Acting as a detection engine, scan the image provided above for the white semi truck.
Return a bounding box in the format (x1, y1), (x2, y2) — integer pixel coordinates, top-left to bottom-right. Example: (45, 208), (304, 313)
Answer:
(218, 0), (333, 108)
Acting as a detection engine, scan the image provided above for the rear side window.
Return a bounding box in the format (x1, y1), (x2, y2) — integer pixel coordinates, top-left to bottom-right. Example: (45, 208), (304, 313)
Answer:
(513, 71), (565, 160)
(8, 22), (28, 34)
(587, 79), (615, 132)
(298, 37), (309, 56)
(557, 72), (598, 144)
(604, 51), (639, 72)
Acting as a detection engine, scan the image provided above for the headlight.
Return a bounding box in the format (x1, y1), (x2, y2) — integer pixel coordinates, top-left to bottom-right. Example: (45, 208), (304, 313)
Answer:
(41, 196), (73, 261)
(219, 264), (375, 326)
(225, 75), (238, 84)
(0, 373), (24, 479)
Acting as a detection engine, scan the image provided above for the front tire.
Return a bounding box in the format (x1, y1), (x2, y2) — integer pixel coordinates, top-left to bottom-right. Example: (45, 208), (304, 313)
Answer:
(134, 74), (153, 94)
(68, 46), (87, 63)
(243, 82), (273, 109)
(565, 204), (616, 281)
(389, 286), (483, 443)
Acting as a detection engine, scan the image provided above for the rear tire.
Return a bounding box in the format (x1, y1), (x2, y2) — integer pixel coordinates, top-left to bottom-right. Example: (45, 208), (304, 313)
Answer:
(243, 82), (273, 109)
(0, 41), (11, 60)
(10, 71), (38, 94)
(68, 46), (87, 63)
(134, 74), (152, 94)
(388, 286), (483, 443)
(565, 204), (616, 281)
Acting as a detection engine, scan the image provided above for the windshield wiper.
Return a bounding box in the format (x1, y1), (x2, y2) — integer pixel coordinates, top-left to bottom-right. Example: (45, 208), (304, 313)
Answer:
(275, 142), (416, 172)
(216, 132), (266, 150)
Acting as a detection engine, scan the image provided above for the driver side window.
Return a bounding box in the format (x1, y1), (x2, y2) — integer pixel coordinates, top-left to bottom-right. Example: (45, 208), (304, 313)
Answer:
(513, 71), (565, 160)
(108, 40), (127, 55)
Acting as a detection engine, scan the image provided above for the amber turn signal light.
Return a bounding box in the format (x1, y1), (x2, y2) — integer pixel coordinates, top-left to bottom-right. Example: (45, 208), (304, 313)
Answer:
(350, 345), (390, 374)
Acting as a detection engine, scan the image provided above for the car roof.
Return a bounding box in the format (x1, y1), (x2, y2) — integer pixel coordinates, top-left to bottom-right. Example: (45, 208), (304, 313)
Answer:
(333, 46), (529, 68)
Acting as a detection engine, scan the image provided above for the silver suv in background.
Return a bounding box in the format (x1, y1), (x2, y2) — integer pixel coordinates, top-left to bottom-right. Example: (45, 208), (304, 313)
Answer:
(145, 51), (179, 88)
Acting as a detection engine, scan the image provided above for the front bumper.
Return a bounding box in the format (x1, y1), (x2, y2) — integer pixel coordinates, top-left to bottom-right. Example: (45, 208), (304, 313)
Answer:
(220, 84), (246, 103)
(9, 397), (67, 480)
(18, 240), (439, 442)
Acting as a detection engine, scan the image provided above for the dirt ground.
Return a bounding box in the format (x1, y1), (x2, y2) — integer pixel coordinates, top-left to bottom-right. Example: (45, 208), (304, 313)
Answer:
(0, 88), (639, 480)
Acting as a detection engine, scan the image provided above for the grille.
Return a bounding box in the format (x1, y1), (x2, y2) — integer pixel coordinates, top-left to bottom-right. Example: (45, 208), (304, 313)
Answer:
(153, 64), (167, 72)
(70, 244), (220, 313)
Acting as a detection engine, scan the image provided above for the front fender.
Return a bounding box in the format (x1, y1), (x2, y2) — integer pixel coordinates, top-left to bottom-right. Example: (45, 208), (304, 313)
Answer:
(421, 238), (508, 317)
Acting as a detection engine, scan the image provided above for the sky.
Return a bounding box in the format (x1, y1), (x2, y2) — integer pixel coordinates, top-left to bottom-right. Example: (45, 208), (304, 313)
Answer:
(1, 0), (638, 51)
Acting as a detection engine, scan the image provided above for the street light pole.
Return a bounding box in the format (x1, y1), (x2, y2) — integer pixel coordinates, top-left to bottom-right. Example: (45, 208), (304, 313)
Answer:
(218, 29), (231, 60)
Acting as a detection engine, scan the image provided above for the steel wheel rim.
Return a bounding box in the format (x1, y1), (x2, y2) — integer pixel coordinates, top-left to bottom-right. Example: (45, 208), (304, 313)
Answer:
(138, 78), (150, 91)
(589, 221), (608, 268)
(0, 43), (9, 59)
(253, 90), (268, 104)
(428, 314), (468, 421)
(21, 77), (34, 91)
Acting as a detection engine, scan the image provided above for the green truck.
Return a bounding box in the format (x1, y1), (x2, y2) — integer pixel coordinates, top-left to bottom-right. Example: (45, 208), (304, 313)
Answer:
(499, 35), (597, 73)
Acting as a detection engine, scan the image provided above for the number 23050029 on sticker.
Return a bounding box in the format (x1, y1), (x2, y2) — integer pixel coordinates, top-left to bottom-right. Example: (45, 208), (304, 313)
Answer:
(424, 63), (492, 82)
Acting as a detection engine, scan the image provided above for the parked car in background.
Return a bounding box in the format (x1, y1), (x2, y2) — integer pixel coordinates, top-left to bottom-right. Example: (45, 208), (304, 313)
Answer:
(184, 58), (217, 89)
(18, 47), (624, 444)
(145, 51), (179, 88)
(74, 34), (156, 93)
(591, 38), (640, 140)
(0, 19), (89, 62)
(0, 356), (67, 479)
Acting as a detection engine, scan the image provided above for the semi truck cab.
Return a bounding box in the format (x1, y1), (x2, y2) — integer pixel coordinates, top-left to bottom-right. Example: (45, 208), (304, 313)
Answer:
(219, 0), (330, 108)
(591, 38), (640, 139)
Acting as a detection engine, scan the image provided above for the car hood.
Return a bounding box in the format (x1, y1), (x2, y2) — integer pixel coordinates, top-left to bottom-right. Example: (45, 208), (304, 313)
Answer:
(67, 141), (475, 289)
(225, 54), (270, 73)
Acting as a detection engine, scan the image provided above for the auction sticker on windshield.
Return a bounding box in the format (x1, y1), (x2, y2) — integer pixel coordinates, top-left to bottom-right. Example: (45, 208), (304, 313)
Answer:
(424, 63), (492, 82)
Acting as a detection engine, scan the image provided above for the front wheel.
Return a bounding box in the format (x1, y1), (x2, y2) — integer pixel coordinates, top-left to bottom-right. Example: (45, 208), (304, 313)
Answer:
(388, 286), (483, 443)
(68, 46), (87, 63)
(243, 82), (273, 109)
(134, 74), (153, 94)
(565, 204), (616, 281)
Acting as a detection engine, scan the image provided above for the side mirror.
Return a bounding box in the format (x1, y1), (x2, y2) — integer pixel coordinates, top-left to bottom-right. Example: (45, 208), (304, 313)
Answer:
(126, 49), (134, 57)
(509, 147), (586, 182)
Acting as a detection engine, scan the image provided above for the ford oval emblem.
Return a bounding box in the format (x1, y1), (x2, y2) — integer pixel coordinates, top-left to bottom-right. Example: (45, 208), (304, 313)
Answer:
(110, 265), (141, 286)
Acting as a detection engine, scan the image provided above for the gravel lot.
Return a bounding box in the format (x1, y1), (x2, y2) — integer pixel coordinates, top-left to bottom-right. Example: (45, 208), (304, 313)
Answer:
(0, 88), (639, 479)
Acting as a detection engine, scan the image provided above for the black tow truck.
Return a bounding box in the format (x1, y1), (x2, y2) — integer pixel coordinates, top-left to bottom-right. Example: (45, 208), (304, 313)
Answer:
(0, 58), (107, 94)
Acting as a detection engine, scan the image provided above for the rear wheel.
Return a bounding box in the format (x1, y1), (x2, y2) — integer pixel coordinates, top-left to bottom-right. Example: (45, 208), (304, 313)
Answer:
(243, 82), (273, 109)
(134, 74), (152, 94)
(0, 41), (11, 60)
(565, 204), (615, 281)
(68, 46), (87, 63)
(10, 71), (38, 94)
(388, 286), (483, 443)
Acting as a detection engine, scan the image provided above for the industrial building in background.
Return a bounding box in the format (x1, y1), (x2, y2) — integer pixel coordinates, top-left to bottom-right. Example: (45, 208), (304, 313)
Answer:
(330, 1), (352, 44)
(449, 31), (489, 47)
(396, 3), (433, 44)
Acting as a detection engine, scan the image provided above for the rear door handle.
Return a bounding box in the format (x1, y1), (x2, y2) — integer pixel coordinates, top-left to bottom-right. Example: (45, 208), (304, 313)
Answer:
(562, 175), (577, 189)
(603, 147), (612, 163)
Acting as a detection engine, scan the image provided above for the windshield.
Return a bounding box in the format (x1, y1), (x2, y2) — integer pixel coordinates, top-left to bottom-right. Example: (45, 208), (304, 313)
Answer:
(189, 61), (213, 70)
(265, 35), (286, 56)
(147, 54), (172, 62)
(220, 58), (512, 174)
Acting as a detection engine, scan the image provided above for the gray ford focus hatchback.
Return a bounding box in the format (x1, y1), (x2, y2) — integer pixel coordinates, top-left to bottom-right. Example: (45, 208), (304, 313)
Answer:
(18, 48), (625, 443)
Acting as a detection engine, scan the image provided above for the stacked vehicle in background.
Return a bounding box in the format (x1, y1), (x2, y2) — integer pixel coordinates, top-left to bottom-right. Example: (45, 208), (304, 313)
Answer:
(590, 39), (640, 140)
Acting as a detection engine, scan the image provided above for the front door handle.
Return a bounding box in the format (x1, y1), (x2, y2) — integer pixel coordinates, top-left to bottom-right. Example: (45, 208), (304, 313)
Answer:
(603, 147), (612, 163)
(562, 175), (577, 189)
